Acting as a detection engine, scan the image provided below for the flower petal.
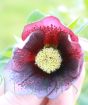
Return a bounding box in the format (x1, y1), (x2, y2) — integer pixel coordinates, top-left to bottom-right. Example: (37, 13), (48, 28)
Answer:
(4, 63), (59, 98)
(23, 30), (44, 54)
(22, 16), (78, 42)
(56, 31), (83, 82)
(4, 16), (84, 99)
(58, 31), (82, 60)
(8, 48), (35, 72)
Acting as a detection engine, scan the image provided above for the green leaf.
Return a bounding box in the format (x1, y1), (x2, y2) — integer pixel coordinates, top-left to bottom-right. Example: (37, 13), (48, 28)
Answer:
(0, 47), (12, 69)
(68, 17), (79, 29)
(75, 22), (88, 34)
(84, 51), (88, 62)
(0, 47), (12, 73)
(27, 10), (45, 23)
(1, 47), (12, 58)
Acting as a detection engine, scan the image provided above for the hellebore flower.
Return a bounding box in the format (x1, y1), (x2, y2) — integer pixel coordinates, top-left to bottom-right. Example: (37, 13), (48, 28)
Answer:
(4, 16), (83, 98)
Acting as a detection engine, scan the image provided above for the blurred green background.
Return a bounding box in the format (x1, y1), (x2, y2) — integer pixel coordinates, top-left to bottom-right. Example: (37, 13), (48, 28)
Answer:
(0, 0), (88, 105)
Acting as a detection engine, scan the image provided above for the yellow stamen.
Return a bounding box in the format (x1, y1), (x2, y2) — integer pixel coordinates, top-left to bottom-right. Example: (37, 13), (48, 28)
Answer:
(35, 47), (62, 74)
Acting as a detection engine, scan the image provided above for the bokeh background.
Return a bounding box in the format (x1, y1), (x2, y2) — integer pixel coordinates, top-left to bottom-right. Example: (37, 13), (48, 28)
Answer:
(0, 0), (88, 105)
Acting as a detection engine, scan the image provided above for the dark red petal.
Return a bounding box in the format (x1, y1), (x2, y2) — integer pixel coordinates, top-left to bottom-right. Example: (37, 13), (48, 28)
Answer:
(9, 48), (35, 72)
(5, 63), (57, 98)
(56, 31), (83, 82)
(22, 16), (61, 40)
(22, 16), (78, 43)
(64, 57), (83, 79)
(58, 31), (82, 60)
(23, 30), (44, 54)
(9, 30), (45, 72)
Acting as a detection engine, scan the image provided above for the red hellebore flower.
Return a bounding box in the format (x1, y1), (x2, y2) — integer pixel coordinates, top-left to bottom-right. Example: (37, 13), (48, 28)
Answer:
(4, 16), (83, 98)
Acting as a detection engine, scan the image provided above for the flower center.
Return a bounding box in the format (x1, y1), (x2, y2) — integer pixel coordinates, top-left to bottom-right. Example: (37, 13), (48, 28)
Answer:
(35, 47), (62, 74)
